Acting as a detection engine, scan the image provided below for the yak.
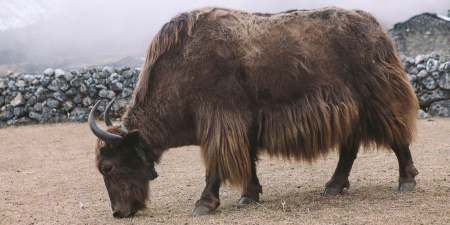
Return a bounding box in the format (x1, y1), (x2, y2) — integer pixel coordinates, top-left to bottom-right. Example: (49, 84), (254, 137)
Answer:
(88, 7), (419, 218)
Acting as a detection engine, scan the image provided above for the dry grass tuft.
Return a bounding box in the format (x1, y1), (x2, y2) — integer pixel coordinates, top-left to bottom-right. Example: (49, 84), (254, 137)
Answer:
(0, 119), (449, 224)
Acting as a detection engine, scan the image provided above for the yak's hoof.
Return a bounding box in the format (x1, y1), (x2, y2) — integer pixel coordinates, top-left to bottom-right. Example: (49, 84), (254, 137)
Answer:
(398, 182), (416, 191)
(322, 187), (342, 196)
(192, 205), (212, 216)
(237, 197), (253, 205)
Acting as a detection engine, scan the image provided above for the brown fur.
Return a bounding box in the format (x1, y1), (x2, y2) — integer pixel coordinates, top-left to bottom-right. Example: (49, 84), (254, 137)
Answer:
(120, 7), (417, 189)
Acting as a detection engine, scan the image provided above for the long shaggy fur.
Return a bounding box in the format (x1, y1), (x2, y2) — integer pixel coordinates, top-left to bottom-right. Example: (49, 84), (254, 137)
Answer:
(196, 104), (252, 187)
(124, 7), (418, 187)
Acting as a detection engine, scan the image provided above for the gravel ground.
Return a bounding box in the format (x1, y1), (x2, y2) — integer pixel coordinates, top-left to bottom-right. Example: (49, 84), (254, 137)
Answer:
(0, 118), (449, 224)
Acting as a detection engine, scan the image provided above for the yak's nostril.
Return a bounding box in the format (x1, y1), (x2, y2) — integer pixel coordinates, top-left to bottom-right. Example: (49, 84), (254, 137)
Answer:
(113, 212), (123, 218)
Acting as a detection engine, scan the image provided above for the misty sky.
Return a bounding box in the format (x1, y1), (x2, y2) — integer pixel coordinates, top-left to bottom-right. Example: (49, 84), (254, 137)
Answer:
(1, 0), (449, 65)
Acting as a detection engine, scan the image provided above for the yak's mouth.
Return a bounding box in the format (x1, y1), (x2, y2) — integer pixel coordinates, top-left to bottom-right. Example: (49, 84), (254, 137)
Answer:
(113, 211), (136, 218)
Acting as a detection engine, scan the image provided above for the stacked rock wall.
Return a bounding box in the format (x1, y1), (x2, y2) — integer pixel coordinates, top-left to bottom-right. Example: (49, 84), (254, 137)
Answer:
(0, 66), (139, 127)
(1, 53), (450, 128)
(401, 52), (450, 117)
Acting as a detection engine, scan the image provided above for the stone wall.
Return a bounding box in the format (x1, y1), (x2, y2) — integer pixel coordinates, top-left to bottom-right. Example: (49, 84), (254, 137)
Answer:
(0, 66), (139, 127)
(1, 53), (450, 128)
(401, 52), (450, 117)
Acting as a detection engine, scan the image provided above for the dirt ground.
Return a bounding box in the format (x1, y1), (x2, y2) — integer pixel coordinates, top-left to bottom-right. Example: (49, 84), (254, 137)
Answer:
(0, 118), (449, 224)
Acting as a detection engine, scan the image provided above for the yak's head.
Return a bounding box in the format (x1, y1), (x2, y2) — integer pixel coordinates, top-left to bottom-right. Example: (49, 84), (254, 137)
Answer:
(89, 100), (158, 218)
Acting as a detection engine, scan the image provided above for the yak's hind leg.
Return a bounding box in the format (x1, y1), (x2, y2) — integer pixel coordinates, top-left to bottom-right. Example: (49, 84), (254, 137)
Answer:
(391, 144), (418, 191)
(237, 156), (262, 205)
(237, 128), (262, 205)
(192, 172), (221, 216)
(322, 144), (358, 195)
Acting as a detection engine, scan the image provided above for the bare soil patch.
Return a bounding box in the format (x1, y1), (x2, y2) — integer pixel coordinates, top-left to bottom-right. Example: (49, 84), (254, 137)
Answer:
(0, 118), (449, 224)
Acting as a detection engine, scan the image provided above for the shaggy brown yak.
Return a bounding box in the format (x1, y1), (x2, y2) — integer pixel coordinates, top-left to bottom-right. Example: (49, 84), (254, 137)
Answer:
(89, 7), (419, 218)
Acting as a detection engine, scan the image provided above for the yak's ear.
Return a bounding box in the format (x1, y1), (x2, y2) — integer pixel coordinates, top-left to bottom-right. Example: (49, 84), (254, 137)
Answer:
(122, 130), (140, 146)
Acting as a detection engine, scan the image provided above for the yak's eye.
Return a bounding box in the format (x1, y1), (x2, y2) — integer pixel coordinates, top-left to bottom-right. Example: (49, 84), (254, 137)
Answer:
(103, 165), (113, 174)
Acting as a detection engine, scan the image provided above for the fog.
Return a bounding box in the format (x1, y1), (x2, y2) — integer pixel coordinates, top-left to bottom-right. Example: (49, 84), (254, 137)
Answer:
(0, 0), (449, 72)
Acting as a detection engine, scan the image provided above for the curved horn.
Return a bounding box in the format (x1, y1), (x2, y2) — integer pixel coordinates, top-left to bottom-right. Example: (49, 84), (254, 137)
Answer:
(89, 101), (123, 145)
(104, 98), (116, 127)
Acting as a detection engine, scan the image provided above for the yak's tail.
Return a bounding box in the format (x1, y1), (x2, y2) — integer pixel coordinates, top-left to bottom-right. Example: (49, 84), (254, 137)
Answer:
(196, 105), (252, 188)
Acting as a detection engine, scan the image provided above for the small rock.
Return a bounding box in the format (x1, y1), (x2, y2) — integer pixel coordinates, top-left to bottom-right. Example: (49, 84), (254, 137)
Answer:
(35, 87), (51, 102)
(63, 100), (75, 112)
(39, 76), (53, 87)
(43, 68), (55, 76)
(417, 64), (426, 71)
(69, 107), (90, 122)
(73, 94), (83, 104)
(61, 81), (70, 92)
(415, 55), (428, 64)
(48, 78), (67, 91)
(79, 83), (88, 94)
(64, 73), (75, 82)
(17, 117), (36, 125)
(32, 79), (41, 86)
(430, 51), (440, 59)
(0, 80), (7, 89)
(15, 80), (27, 88)
(428, 100), (450, 117)
(101, 67), (113, 78)
(99, 89), (116, 99)
(122, 70), (134, 79)
(417, 109), (429, 119)
(53, 90), (68, 101)
(416, 70), (428, 79)
(95, 84), (108, 89)
(84, 78), (94, 86)
(65, 88), (79, 96)
(109, 80), (124, 91)
(26, 96), (37, 106)
(45, 98), (60, 108)
(70, 78), (83, 87)
(0, 105), (14, 121)
(108, 73), (119, 82)
(10, 93), (26, 106)
(55, 69), (66, 78)
(82, 73), (91, 80)
(426, 59), (439, 72)
(14, 107), (27, 117)
(439, 73), (450, 90)
(33, 103), (43, 112)
(29, 111), (43, 121)
(8, 80), (16, 89)
(121, 87), (133, 98)
(22, 75), (36, 82)
(123, 79), (134, 87)
(88, 86), (97, 97)
(7, 119), (18, 126)
(79, 67), (87, 74)
(82, 97), (94, 107)
(422, 76), (437, 90)
(112, 98), (129, 111)
(24, 92), (34, 100)
(438, 62), (450, 72)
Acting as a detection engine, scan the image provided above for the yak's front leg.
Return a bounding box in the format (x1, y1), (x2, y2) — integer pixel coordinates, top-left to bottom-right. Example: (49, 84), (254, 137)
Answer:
(192, 172), (221, 216)
(322, 144), (358, 195)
